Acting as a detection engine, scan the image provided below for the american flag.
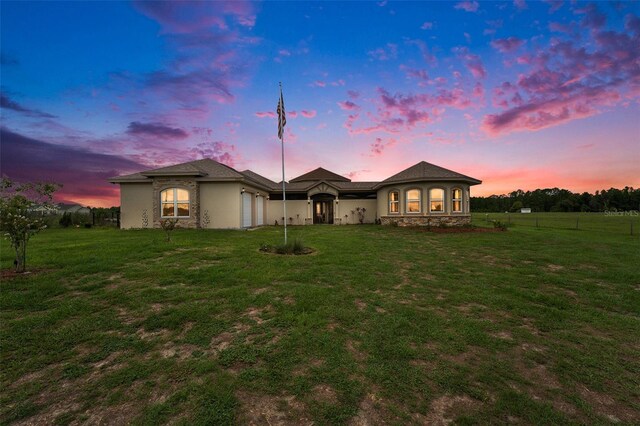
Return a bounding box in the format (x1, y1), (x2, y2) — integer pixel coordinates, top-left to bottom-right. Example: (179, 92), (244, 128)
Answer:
(277, 91), (286, 139)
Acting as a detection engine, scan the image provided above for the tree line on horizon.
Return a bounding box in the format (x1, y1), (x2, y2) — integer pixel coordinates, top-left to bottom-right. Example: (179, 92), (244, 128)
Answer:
(470, 187), (640, 213)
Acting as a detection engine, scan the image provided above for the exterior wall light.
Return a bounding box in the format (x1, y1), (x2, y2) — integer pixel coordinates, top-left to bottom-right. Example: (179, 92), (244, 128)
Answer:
(241, 187), (245, 193)
(256, 192), (260, 198)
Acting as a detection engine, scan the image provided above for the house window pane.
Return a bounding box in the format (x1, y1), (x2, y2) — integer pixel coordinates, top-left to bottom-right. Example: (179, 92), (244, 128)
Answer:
(162, 203), (175, 216)
(161, 188), (190, 218)
(452, 188), (462, 212)
(176, 189), (189, 202)
(430, 189), (444, 212)
(162, 189), (174, 202)
(177, 203), (189, 216)
(406, 189), (421, 213)
(389, 191), (399, 214)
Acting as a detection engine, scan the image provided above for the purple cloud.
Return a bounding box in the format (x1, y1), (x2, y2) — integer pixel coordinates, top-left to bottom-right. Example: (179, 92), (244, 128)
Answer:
(491, 37), (525, 53)
(126, 122), (188, 139)
(0, 127), (145, 205)
(1, 93), (56, 118)
(454, 1), (479, 13)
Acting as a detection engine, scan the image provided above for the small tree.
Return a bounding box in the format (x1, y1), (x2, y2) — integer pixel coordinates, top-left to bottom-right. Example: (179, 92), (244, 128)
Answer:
(0, 178), (61, 272)
(510, 200), (523, 212)
(160, 218), (179, 242)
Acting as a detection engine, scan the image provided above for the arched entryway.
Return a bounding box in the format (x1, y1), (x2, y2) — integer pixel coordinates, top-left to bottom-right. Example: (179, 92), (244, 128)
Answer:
(311, 193), (335, 224)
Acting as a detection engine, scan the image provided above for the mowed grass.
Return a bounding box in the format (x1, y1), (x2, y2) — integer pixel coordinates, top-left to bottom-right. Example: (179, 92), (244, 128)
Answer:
(474, 211), (640, 235)
(1, 221), (639, 425)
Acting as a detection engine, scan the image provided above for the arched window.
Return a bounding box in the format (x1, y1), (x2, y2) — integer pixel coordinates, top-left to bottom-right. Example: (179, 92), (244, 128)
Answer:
(161, 188), (190, 218)
(430, 188), (444, 213)
(389, 191), (399, 214)
(452, 188), (462, 212)
(406, 189), (421, 213)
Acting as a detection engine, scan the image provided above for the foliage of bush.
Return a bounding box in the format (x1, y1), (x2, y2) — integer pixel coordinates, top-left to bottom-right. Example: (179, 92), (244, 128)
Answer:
(260, 238), (310, 255)
(0, 178), (60, 272)
(492, 220), (509, 231)
(59, 212), (72, 228)
(160, 218), (179, 242)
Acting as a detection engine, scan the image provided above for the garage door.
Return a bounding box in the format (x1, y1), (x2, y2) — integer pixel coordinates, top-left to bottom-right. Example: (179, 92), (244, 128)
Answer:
(256, 195), (264, 226)
(242, 192), (252, 227)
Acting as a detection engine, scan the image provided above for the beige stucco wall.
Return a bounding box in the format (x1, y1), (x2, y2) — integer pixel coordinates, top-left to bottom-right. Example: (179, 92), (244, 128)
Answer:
(120, 183), (153, 229)
(376, 182), (472, 217)
(338, 199), (378, 224)
(267, 200), (309, 225)
(199, 182), (243, 229)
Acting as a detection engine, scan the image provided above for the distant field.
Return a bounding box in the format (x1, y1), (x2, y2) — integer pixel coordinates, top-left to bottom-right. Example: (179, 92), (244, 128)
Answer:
(1, 225), (639, 424)
(473, 211), (640, 235)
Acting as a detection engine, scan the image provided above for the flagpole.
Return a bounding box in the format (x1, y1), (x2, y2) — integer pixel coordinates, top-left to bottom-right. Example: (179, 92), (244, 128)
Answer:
(279, 82), (288, 245)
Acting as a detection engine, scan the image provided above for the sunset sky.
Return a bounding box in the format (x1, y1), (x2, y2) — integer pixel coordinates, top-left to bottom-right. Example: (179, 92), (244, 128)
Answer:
(1, 0), (639, 207)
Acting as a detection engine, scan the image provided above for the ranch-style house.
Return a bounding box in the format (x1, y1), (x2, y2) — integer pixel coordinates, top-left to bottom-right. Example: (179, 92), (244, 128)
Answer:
(109, 159), (481, 229)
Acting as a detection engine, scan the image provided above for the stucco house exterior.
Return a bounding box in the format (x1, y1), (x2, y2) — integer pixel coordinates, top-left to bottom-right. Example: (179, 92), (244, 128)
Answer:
(109, 159), (481, 229)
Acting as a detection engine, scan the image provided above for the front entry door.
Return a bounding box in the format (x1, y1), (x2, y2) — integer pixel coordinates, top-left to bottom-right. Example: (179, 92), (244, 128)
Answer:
(313, 200), (334, 224)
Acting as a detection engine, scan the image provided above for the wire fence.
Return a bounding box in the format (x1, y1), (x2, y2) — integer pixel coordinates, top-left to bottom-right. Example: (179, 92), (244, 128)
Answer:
(472, 212), (640, 236)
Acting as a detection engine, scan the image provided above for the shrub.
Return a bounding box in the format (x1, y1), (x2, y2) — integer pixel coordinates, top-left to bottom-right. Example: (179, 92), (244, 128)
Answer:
(274, 238), (307, 255)
(0, 178), (61, 272)
(59, 212), (72, 228)
(160, 218), (179, 242)
(492, 220), (509, 231)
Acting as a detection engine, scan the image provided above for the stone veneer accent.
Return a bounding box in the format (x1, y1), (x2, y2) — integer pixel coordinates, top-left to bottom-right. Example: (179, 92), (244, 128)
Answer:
(152, 178), (200, 229)
(380, 215), (471, 227)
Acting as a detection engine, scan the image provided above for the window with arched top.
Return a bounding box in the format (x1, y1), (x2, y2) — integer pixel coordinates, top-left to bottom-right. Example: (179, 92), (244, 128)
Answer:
(389, 191), (399, 214)
(430, 188), (444, 213)
(161, 188), (190, 218)
(406, 189), (421, 213)
(452, 188), (462, 213)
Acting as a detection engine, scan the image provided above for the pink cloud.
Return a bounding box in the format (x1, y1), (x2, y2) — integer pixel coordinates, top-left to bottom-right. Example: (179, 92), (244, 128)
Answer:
(370, 137), (398, 156)
(188, 141), (238, 167)
(368, 43), (398, 61)
(491, 37), (525, 53)
(420, 22), (433, 30)
(347, 90), (360, 99)
(575, 3), (606, 30)
(311, 80), (326, 87)
(454, 1), (479, 13)
(255, 111), (276, 118)
(513, 0), (527, 10)
(300, 110), (317, 118)
(544, 0), (563, 14)
(481, 87), (622, 135)
(338, 100), (359, 111)
(400, 65), (429, 82)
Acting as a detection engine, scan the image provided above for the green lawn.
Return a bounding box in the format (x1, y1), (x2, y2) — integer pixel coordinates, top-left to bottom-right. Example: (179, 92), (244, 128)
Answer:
(1, 222), (639, 425)
(473, 211), (640, 235)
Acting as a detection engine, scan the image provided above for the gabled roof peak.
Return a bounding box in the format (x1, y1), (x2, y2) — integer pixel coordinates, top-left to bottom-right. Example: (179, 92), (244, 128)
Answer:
(376, 161), (481, 187)
(290, 167), (351, 183)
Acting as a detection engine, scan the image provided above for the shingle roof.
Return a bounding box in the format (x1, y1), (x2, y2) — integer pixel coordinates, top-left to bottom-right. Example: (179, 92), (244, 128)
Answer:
(290, 167), (351, 183)
(241, 170), (279, 190)
(140, 159), (244, 179)
(109, 159), (271, 190)
(375, 161), (481, 188)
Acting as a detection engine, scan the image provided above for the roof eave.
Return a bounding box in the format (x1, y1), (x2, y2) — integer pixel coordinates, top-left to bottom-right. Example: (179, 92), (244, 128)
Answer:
(373, 177), (482, 189)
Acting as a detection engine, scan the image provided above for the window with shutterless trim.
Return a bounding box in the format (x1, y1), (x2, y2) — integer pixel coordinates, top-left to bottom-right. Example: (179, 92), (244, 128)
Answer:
(160, 188), (190, 218)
